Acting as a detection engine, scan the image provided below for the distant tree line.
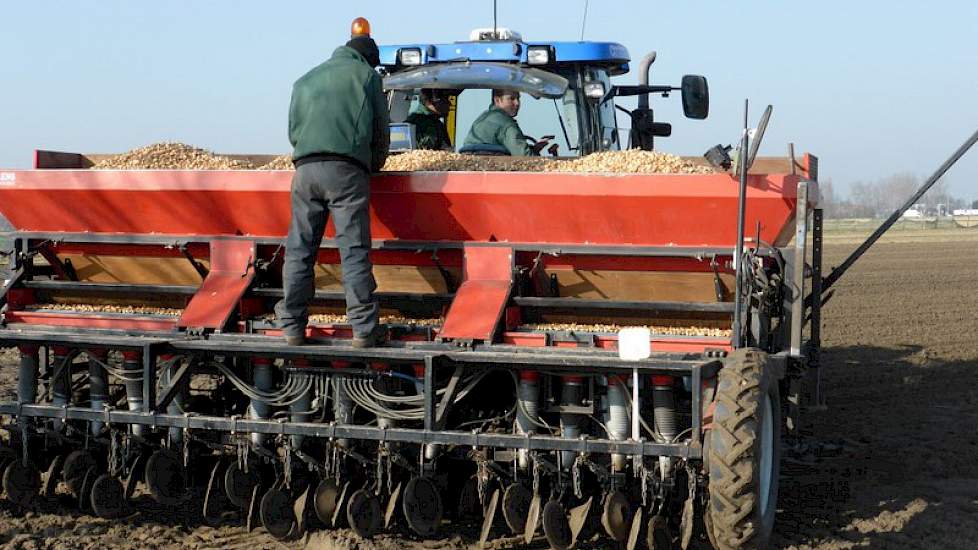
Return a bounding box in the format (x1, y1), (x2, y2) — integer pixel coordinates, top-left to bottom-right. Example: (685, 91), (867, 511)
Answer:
(817, 173), (974, 218)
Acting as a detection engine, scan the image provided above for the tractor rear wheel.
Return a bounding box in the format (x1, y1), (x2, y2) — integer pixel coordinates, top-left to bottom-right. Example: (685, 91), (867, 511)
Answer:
(706, 348), (781, 550)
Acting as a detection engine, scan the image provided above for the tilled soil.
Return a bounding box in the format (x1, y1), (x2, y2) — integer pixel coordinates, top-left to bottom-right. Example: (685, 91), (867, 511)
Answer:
(772, 238), (978, 550)
(1, 237), (977, 549)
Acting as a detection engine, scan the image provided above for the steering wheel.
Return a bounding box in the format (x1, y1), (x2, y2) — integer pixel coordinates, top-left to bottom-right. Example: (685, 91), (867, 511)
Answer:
(526, 135), (559, 156)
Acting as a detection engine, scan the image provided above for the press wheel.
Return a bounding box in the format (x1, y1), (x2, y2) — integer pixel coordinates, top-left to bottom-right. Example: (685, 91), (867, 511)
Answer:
(260, 486), (296, 540)
(601, 490), (632, 542)
(90, 474), (125, 518)
(542, 499), (572, 550)
(224, 462), (259, 509)
(403, 476), (442, 536)
(62, 450), (96, 497)
(346, 488), (381, 538)
(3, 460), (40, 507)
(502, 483), (532, 535)
(145, 449), (185, 506)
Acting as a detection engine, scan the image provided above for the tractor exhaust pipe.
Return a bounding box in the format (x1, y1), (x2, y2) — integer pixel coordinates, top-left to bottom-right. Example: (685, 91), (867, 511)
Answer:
(637, 52), (657, 110)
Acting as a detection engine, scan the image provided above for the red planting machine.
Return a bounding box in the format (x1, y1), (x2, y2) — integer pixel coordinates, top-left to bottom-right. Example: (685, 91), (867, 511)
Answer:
(0, 30), (840, 550)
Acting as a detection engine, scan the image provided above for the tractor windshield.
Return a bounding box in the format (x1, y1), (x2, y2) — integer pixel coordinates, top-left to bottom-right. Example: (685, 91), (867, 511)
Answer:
(384, 62), (619, 156)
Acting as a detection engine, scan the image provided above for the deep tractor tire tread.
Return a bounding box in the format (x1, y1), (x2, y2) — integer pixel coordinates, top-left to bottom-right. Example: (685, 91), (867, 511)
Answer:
(707, 348), (780, 550)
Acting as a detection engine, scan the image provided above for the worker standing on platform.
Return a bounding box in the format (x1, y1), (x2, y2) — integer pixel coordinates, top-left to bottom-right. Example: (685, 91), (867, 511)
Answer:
(276, 17), (390, 348)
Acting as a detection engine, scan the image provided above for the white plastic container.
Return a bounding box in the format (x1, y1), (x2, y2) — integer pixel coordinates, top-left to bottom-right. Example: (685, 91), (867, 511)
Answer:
(617, 327), (651, 361)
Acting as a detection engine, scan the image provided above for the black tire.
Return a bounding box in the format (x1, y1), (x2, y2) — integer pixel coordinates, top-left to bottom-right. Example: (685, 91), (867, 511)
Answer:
(707, 348), (781, 550)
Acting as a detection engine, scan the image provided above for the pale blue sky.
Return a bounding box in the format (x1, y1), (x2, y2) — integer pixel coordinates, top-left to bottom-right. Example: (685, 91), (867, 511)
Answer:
(1, 1), (976, 199)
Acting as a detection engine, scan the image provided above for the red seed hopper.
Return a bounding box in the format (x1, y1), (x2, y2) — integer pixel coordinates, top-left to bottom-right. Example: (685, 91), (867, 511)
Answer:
(0, 151), (816, 344)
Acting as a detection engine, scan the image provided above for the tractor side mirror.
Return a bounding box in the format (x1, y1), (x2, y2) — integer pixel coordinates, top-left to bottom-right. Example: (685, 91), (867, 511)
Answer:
(681, 75), (709, 119)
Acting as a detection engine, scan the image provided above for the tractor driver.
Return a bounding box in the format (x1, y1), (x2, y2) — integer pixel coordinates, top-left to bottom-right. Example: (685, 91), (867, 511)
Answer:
(406, 89), (455, 151)
(463, 90), (558, 156)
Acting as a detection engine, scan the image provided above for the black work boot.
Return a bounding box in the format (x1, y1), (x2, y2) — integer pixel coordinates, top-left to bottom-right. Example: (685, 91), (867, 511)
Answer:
(351, 325), (387, 349)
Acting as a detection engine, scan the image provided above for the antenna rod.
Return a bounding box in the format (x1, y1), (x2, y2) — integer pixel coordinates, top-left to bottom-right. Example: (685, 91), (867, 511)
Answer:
(493, 0), (498, 36)
(580, 0), (589, 40)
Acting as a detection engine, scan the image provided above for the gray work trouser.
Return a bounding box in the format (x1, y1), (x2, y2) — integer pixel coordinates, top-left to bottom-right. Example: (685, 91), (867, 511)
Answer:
(275, 160), (379, 338)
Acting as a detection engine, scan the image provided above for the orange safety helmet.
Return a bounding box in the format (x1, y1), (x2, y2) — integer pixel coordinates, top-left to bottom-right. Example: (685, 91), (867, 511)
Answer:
(351, 17), (371, 37)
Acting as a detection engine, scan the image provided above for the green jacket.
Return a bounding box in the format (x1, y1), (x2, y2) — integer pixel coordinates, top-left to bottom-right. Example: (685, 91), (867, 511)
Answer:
(289, 46), (390, 172)
(405, 103), (453, 151)
(462, 105), (532, 156)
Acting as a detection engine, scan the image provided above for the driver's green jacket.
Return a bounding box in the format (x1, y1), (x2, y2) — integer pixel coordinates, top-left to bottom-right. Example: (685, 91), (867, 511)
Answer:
(462, 105), (532, 156)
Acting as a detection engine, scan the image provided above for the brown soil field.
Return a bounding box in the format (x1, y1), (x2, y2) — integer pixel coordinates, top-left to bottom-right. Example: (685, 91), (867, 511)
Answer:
(1, 235), (977, 549)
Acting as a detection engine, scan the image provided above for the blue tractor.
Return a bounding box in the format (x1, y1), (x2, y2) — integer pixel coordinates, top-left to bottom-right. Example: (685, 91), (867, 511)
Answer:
(380, 28), (709, 156)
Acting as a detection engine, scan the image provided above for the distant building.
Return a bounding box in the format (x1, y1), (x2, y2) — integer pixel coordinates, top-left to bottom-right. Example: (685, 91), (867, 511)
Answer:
(902, 204), (925, 218)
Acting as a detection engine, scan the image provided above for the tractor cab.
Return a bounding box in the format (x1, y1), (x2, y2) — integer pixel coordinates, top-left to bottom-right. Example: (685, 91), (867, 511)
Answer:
(379, 29), (709, 156)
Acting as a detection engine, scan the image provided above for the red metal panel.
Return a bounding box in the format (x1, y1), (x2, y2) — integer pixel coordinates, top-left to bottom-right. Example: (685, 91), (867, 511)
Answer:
(177, 239), (255, 330)
(536, 255), (727, 273)
(51, 242), (210, 258)
(461, 245), (514, 281)
(5, 311), (177, 332)
(0, 169), (811, 248)
(439, 281), (511, 340)
(439, 247), (514, 341)
(5, 289), (35, 309)
(315, 248), (464, 267)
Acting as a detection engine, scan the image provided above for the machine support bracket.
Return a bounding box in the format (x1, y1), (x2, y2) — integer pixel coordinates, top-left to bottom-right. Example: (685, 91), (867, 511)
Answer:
(141, 341), (166, 414)
(179, 244), (210, 280)
(430, 251), (458, 293)
(710, 257), (726, 302)
(810, 208), (823, 357)
(434, 365), (465, 429)
(423, 356), (436, 432)
(37, 245), (76, 281)
(789, 181), (810, 356)
(154, 361), (191, 413)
